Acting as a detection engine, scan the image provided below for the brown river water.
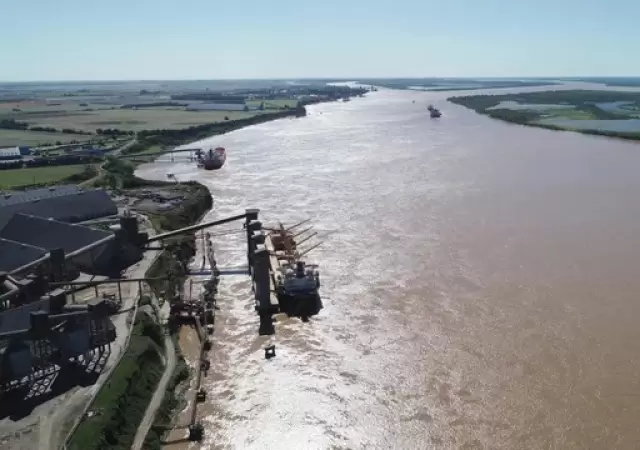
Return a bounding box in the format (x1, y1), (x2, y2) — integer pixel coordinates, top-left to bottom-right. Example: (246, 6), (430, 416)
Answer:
(136, 86), (640, 450)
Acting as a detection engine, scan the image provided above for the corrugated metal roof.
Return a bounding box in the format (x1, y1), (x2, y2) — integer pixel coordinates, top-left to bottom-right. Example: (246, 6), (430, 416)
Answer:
(0, 299), (51, 335)
(0, 213), (111, 254)
(0, 238), (47, 272)
(0, 185), (81, 207)
(0, 188), (117, 229)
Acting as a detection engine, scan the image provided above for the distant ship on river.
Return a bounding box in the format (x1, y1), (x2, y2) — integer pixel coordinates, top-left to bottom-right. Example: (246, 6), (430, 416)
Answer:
(196, 147), (226, 170)
(428, 104), (442, 118)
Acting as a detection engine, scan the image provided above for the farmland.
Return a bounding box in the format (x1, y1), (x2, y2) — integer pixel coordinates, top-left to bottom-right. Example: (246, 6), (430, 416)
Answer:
(0, 94), (288, 147)
(0, 164), (95, 189)
(0, 129), (93, 147)
(12, 108), (266, 133)
(0, 80), (364, 161)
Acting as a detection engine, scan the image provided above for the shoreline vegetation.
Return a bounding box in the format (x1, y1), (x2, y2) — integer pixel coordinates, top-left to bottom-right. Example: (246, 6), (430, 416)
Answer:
(121, 103), (309, 159)
(448, 90), (640, 142)
(361, 78), (558, 91)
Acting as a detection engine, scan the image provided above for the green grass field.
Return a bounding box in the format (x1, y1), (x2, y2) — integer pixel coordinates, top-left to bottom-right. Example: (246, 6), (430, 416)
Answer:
(0, 96), (294, 147)
(0, 101), (113, 117)
(542, 108), (596, 120)
(0, 164), (89, 189)
(66, 315), (164, 450)
(0, 129), (92, 147)
(17, 109), (265, 133)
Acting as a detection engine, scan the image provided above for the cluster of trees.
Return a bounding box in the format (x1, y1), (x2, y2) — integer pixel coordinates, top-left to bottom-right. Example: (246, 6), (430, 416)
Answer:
(0, 155), (102, 171)
(25, 154), (102, 167)
(0, 118), (29, 130)
(96, 128), (134, 136)
(30, 125), (58, 132)
(63, 164), (98, 182)
(61, 127), (93, 135)
(0, 118), (95, 136)
(171, 93), (246, 103)
(0, 161), (23, 170)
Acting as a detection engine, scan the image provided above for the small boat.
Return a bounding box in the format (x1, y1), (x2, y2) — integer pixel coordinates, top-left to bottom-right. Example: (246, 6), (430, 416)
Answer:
(197, 147), (226, 170)
(428, 104), (442, 118)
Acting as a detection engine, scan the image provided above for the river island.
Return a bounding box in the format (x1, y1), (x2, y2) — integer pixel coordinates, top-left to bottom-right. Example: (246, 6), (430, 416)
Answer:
(449, 90), (640, 141)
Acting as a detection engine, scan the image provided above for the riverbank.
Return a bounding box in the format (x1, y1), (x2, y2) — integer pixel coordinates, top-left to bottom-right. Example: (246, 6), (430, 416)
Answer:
(59, 162), (212, 450)
(121, 91), (366, 159)
(62, 200), (210, 450)
(448, 90), (640, 142)
(132, 183), (212, 449)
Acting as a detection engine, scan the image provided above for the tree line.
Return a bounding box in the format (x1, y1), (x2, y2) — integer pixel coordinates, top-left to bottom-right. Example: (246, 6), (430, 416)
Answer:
(0, 118), (93, 135)
(122, 106), (306, 155)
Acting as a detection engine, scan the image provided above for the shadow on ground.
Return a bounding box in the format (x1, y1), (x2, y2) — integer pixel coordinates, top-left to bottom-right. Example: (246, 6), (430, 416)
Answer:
(0, 350), (109, 421)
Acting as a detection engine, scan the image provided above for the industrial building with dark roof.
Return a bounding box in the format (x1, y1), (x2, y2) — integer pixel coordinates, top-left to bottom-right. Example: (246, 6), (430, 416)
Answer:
(0, 186), (141, 276)
(0, 185), (81, 207)
(0, 214), (114, 274)
(0, 213), (142, 276)
(0, 186), (118, 229)
(0, 239), (47, 273)
(1, 213), (111, 254)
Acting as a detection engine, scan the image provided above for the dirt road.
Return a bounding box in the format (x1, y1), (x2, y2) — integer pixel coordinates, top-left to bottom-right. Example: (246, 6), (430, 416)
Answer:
(131, 334), (176, 450)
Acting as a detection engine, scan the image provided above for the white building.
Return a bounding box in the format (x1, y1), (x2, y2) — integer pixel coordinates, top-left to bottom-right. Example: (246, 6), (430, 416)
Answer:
(0, 147), (21, 159)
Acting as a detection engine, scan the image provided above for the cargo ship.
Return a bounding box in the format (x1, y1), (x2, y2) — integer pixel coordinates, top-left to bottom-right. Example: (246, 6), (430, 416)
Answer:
(276, 260), (322, 320)
(270, 222), (323, 321)
(196, 147), (226, 170)
(427, 104), (442, 118)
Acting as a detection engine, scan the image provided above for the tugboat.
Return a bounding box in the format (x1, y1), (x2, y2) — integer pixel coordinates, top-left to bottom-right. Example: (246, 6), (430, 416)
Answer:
(196, 146), (226, 170)
(427, 104), (442, 118)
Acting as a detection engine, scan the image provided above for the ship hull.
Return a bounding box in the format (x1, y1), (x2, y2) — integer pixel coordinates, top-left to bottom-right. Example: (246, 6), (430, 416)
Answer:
(199, 148), (226, 170)
(276, 289), (323, 320)
(201, 159), (225, 170)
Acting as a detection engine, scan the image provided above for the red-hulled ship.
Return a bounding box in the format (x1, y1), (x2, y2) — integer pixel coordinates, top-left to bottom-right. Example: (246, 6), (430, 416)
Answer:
(197, 147), (226, 170)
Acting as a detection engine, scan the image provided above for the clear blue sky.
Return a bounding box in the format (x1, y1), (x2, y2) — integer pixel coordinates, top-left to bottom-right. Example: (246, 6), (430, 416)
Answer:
(1, 0), (638, 81)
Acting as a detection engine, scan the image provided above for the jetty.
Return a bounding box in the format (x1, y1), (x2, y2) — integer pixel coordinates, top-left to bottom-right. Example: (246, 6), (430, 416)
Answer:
(140, 209), (323, 441)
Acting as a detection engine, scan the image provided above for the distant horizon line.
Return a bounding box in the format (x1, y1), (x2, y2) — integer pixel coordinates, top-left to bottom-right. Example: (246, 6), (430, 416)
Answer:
(1, 76), (640, 84)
